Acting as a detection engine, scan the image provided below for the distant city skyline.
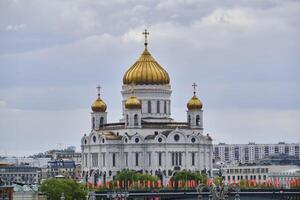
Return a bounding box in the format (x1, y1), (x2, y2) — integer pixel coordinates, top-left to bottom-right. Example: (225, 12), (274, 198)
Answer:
(0, 0), (299, 156)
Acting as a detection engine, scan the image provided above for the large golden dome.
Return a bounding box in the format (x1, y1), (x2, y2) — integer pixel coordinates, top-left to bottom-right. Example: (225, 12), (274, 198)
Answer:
(91, 97), (107, 112)
(123, 47), (170, 85)
(125, 95), (141, 109)
(187, 95), (203, 110)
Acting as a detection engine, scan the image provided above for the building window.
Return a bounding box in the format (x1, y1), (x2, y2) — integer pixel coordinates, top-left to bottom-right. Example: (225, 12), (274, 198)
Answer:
(135, 153), (139, 166)
(100, 117), (104, 128)
(158, 152), (162, 166)
(135, 138), (139, 143)
(196, 115), (200, 126)
(92, 117), (95, 129)
(172, 152), (175, 166)
(157, 100), (160, 113)
(164, 101), (167, 114)
(112, 153), (116, 167)
(174, 134), (180, 141)
(148, 152), (151, 166)
(126, 115), (129, 126)
(93, 136), (96, 143)
(134, 114), (138, 126)
(148, 101), (151, 113)
(179, 152), (182, 165)
(92, 153), (98, 167)
(191, 152), (195, 166)
(158, 137), (162, 143)
(191, 138), (196, 143)
(188, 115), (191, 126)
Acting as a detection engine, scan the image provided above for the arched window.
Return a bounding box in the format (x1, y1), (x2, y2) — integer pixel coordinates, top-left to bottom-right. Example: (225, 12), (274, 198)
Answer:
(100, 117), (104, 128)
(148, 100), (151, 113)
(92, 117), (95, 129)
(164, 101), (167, 114)
(126, 115), (129, 126)
(157, 100), (160, 113)
(196, 115), (200, 126)
(188, 115), (191, 126)
(134, 114), (138, 126)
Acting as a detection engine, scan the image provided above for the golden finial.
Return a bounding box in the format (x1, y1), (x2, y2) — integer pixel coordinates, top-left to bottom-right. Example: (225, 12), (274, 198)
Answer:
(96, 85), (101, 98)
(142, 29), (150, 48)
(192, 83), (197, 96)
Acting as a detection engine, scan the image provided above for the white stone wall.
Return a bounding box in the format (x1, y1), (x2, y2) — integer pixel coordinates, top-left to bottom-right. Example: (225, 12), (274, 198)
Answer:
(81, 128), (212, 183)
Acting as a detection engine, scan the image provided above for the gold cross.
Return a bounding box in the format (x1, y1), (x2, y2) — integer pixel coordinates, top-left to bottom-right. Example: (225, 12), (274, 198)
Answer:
(192, 83), (197, 95)
(142, 29), (150, 47)
(96, 85), (101, 98)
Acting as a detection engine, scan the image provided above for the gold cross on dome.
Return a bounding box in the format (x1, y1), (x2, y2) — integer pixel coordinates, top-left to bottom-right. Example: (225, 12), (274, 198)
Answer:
(96, 85), (101, 98)
(192, 83), (197, 95)
(142, 29), (150, 47)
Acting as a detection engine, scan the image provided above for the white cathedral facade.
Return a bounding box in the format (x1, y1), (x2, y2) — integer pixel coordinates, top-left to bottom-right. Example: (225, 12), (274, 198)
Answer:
(81, 31), (213, 184)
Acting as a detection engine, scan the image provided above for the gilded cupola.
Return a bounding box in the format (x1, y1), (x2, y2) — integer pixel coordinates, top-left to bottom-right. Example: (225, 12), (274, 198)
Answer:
(125, 84), (141, 109)
(187, 83), (203, 110)
(123, 29), (170, 85)
(91, 85), (107, 112)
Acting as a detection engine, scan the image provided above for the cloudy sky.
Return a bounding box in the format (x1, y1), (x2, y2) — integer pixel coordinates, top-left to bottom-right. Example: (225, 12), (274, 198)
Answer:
(0, 0), (299, 156)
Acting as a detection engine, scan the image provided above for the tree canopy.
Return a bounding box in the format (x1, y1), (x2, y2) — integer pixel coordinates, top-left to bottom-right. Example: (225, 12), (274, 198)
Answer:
(40, 179), (87, 200)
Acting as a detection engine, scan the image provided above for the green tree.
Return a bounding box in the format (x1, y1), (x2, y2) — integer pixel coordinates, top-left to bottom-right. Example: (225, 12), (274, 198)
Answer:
(40, 179), (87, 200)
(170, 170), (207, 188)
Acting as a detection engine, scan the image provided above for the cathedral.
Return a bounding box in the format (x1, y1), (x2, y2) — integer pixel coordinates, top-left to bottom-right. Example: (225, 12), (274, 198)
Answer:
(81, 30), (213, 184)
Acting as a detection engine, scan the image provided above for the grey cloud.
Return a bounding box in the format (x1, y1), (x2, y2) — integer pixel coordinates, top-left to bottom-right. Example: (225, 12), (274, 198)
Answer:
(0, 0), (299, 155)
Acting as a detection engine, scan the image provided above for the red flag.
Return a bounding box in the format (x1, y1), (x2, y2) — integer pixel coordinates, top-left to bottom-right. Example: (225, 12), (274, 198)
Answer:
(106, 181), (110, 189)
(172, 181), (175, 188)
(253, 179), (257, 187)
(117, 180), (120, 189)
(206, 179), (209, 187)
(143, 180), (146, 188)
(138, 180), (140, 189)
(198, 180), (201, 186)
(228, 179), (230, 185)
(148, 180), (151, 188)
(97, 180), (101, 189)
(122, 180), (124, 188)
(158, 180), (161, 188)
(248, 179), (252, 187)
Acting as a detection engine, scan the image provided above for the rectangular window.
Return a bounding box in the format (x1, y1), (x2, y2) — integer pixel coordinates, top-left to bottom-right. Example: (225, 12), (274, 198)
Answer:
(175, 152), (178, 166)
(92, 153), (98, 167)
(135, 153), (139, 166)
(179, 152), (182, 166)
(172, 152), (175, 166)
(164, 101), (167, 114)
(191, 152), (195, 166)
(157, 101), (160, 113)
(112, 153), (116, 167)
(158, 152), (162, 166)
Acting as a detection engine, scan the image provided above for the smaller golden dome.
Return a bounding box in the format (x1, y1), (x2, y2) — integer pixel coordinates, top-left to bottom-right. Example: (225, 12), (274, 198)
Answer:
(91, 97), (107, 112)
(125, 95), (141, 109)
(187, 95), (203, 110)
